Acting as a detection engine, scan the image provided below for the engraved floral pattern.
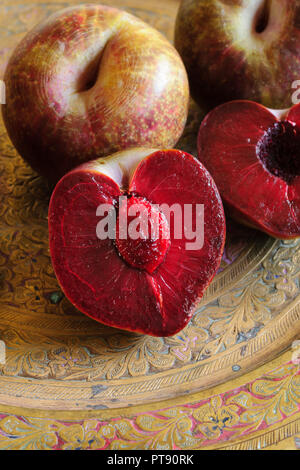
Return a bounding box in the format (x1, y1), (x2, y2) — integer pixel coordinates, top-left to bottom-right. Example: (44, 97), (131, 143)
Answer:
(0, 236), (299, 381)
(0, 361), (298, 449)
(193, 396), (240, 440)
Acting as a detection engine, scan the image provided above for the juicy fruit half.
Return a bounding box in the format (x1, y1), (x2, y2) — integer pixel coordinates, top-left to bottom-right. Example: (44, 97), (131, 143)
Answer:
(197, 100), (300, 239)
(49, 148), (226, 337)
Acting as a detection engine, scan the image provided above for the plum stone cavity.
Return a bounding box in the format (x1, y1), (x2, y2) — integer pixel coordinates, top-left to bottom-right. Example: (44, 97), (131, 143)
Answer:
(256, 120), (300, 184)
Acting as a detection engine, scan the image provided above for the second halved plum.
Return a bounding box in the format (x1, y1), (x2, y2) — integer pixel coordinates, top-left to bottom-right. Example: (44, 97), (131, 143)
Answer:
(48, 148), (226, 337)
(198, 100), (300, 239)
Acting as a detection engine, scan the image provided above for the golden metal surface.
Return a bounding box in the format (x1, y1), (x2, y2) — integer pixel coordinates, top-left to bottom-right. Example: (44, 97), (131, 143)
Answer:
(0, 0), (299, 450)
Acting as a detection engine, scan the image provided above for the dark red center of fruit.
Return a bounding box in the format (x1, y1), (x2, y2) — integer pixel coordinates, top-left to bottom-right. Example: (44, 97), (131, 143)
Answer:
(115, 196), (170, 274)
(257, 120), (300, 184)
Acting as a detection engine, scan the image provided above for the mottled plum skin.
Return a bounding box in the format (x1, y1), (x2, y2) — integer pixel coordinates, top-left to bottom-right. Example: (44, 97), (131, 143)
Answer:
(2, 4), (189, 181)
(197, 100), (300, 239)
(175, 0), (300, 111)
(48, 149), (226, 337)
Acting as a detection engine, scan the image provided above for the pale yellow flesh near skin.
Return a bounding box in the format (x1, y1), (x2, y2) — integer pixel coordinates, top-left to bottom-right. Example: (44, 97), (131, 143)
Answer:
(268, 108), (291, 120)
(76, 148), (159, 189)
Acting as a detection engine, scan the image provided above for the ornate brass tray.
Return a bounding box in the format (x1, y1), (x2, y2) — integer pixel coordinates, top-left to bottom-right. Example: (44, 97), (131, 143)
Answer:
(0, 0), (299, 450)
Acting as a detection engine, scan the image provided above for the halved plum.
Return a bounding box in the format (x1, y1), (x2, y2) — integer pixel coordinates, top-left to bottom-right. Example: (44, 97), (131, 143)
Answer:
(48, 148), (226, 337)
(198, 101), (300, 239)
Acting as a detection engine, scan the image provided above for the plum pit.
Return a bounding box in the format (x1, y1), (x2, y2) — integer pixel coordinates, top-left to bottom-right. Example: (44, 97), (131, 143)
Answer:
(115, 196), (170, 274)
(257, 120), (300, 184)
